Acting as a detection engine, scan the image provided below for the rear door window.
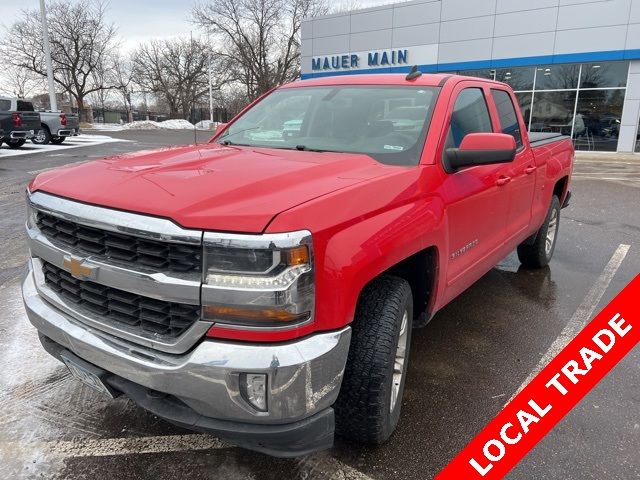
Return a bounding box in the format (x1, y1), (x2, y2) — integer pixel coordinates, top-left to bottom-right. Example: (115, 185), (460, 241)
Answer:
(446, 88), (492, 148)
(491, 89), (522, 148)
(17, 100), (34, 111)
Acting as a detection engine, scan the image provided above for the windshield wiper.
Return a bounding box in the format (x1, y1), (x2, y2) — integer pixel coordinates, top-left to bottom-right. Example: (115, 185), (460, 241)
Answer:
(220, 140), (249, 146)
(294, 145), (337, 153)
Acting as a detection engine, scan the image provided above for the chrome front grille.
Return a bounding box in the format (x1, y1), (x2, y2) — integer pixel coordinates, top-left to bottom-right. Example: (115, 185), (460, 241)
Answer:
(42, 261), (200, 338)
(27, 191), (209, 353)
(36, 211), (202, 273)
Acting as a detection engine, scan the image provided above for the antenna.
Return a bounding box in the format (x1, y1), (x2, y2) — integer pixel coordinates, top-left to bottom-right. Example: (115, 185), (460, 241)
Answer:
(405, 65), (422, 81)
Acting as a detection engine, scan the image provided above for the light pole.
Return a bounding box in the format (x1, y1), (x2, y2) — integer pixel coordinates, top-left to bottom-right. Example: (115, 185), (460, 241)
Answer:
(207, 31), (214, 126)
(39, 0), (57, 111)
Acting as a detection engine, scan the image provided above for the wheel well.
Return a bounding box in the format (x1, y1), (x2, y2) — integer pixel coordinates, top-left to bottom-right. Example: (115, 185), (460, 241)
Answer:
(383, 247), (437, 322)
(553, 176), (568, 203)
(41, 123), (51, 132)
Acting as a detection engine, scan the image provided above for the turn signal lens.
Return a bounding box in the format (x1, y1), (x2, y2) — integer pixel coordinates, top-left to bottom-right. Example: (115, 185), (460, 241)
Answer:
(203, 305), (309, 325)
(285, 245), (309, 266)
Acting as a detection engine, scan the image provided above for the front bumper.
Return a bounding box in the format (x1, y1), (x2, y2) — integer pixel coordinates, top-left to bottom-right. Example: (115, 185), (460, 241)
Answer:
(22, 265), (351, 456)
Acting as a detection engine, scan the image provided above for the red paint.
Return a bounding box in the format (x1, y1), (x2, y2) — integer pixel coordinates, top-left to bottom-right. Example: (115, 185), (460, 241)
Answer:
(459, 132), (516, 151)
(29, 74), (574, 342)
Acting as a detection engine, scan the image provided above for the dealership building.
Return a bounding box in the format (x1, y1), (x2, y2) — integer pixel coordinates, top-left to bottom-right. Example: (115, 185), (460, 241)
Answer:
(301, 0), (640, 153)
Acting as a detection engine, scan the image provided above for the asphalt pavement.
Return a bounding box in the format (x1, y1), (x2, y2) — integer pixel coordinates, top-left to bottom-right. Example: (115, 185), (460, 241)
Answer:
(0, 131), (638, 480)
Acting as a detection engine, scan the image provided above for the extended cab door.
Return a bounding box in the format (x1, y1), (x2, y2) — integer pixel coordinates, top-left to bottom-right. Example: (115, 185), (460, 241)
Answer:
(489, 88), (536, 241)
(441, 84), (511, 289)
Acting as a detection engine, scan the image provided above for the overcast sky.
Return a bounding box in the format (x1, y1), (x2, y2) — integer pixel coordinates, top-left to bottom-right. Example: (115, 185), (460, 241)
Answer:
(1, 0), (399, 51)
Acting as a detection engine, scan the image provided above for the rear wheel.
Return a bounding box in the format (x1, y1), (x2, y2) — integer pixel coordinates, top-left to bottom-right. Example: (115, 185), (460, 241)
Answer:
(517, 195), (560, 268)
(6, 139), (26, 149)
(32, 126), (51, 145)
(335, 275), (413, 444)
(50, 136), (66, 145)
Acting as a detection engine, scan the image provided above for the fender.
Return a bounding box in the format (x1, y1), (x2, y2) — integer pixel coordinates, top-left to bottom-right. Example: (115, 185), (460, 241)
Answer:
(268, 166), (447, 333)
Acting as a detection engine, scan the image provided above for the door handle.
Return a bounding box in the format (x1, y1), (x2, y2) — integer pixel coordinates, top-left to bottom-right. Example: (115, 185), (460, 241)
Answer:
(496, 176), (511, 186)
(525, 165), (537, 174)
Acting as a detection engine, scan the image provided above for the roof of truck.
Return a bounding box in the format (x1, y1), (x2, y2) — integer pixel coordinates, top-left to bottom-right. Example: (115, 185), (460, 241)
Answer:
(284, 73), (452, 88)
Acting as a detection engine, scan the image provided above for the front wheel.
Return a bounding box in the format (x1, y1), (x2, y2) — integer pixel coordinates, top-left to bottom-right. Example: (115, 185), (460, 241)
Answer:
(50, 136), (66, 145)
(6, 139), (26, 149)
(517, 195), (561, 268)
(335, 275), (413, 444)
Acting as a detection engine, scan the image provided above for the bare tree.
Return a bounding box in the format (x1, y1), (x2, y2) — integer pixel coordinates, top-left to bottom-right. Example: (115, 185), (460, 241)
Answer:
(132, 37), (225, 119)
(1, 0), (117, 121)
(192, 0), (328, 100)
(111, 53), (135, 122)
(0, 64), (44, 98)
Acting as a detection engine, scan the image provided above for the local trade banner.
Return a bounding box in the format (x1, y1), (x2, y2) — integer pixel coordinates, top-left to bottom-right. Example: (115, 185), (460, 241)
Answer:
(436, 275), (640, 479)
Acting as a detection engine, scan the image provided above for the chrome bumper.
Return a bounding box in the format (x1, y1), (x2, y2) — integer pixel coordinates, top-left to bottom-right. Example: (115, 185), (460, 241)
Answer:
(22, 264), (351, 425)
(10, 130), (34, 139)
(56, 129), (78, 136)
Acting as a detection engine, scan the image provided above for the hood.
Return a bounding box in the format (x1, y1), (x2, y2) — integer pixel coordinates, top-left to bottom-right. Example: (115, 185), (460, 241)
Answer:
(30, 143), (394, 233)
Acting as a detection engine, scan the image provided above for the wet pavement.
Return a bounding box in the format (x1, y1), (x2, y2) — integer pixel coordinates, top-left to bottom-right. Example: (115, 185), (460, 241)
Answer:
(0, 133), (638, 480)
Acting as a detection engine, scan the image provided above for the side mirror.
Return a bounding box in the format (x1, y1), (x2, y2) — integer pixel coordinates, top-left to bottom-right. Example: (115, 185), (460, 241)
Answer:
(445, 133), (516, 172)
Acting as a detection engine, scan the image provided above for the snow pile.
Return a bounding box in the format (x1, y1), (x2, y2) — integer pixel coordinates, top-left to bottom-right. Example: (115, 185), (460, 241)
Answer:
(86, 123), (125, 132)
(121, 119), (196, 130)
(158, 119), (196, 129)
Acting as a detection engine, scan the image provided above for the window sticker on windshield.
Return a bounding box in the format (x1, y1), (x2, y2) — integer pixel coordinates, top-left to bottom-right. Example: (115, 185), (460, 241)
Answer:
(383, 145), (404, 151)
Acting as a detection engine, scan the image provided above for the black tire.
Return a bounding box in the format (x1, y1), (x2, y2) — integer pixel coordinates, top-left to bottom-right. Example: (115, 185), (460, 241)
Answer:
(517, 195), (561, 268)
(335, 275), (413, 444)
(32, 126), (52, 145)
(6, 139), (26, 149)
(50, 136), (66, 145)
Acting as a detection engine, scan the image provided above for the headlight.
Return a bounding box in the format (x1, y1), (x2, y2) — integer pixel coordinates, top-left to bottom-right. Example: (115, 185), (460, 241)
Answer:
(201, 230), (314, 329)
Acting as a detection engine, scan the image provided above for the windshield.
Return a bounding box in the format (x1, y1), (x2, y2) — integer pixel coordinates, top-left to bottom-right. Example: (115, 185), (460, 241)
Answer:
(218, 85), (439, 166)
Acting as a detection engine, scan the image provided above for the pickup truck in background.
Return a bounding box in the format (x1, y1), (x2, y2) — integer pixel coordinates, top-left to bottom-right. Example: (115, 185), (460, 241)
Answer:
(22, 72), (573, 457)
(31, 107), (80, 145)
(0, 96), (41, 149)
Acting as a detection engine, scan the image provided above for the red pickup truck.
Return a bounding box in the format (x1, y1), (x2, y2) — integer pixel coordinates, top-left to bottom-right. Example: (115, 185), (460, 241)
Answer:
(22, 72), (573, 457)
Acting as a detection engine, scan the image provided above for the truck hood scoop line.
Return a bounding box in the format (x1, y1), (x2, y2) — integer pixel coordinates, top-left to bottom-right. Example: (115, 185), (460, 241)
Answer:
(30, 143), (391, 233)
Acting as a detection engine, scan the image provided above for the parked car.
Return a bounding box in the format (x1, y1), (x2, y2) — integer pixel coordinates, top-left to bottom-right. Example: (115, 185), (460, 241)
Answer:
(0, 97), (41, 149)
(22, 73), (573, 457)
(31, 107), (80, 145)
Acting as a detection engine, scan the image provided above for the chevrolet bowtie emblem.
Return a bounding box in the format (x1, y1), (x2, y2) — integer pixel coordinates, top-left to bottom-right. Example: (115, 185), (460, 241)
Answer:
(63, 256), (94, 279)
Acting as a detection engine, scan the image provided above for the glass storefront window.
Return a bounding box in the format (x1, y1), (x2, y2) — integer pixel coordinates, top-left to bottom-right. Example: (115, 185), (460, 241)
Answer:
(580, 61), (629, 89)
(573, 89), (625, 152)
(514, 92), (532, 130)
(494, 67), (535, 91)
(456, 60), (631, 151)
(530, 91), (577, 135)
(535, 64), (580, 90)
(458, 69), (493, 80)
(635, 114), (640, 153)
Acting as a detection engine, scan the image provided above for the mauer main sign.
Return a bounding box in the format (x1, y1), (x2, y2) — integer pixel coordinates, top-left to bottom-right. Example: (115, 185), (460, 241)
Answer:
(311, 49), (409, 71)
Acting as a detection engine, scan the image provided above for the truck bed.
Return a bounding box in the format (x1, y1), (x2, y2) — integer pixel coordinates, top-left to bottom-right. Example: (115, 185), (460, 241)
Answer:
(528, 132), (571, 147)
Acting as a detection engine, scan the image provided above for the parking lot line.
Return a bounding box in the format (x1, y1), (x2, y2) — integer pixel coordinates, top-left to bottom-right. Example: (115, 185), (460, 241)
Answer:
(0, 135), (129, 158)
(509, 243), (631, 401)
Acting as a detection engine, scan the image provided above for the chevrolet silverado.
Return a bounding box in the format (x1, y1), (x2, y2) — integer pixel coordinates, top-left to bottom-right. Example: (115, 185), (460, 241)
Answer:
(0, 96), (41, 149)
(22, 72), (574, 457)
